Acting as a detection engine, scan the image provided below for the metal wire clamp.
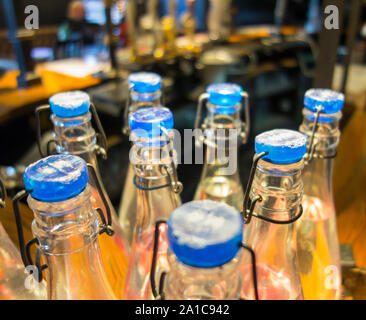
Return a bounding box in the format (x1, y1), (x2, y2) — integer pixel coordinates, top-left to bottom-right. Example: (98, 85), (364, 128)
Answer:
(11, 165), (114, 281)
(303, 106), (337, 164)
(35, 102), (108, 159)
(160, 127), (183, 194)
(149, 220), (259, 300)
(12, 190), (47, 282)
(87, 164), (114, 236)
(193, 91), (250, 144)
(242, 151), (303, 225)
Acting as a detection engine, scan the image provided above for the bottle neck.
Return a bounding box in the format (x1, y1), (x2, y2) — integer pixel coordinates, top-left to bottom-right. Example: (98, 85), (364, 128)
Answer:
(202, 104), (243, 177)
(243, 160), (304, 300)
(51, 112), (98, 158)
(131, 141), (179, 226)
(251, 159), (304, 220)
(131, 140), (175, 175)
(28, 187), (115, 300)
(165, 253), (242, 300)
(51, 112), (110, 217)
(299, 108), (342, 158)
(204, 102), (243, 134)
(130, 90), (162, 112)
(299, 107), (340, 200)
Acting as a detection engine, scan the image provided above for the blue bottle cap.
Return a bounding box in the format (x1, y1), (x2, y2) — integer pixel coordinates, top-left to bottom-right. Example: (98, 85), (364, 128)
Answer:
(49, 91), (90, 118)
(168, 200), (243, 268)
(129, 107), (173, 139)
(207, 83), (243, 114)
(255, 129), (307, 164)
(128, 72), (162, 93)
(23, 155), (88, 203)
(304, 88), (344, 114)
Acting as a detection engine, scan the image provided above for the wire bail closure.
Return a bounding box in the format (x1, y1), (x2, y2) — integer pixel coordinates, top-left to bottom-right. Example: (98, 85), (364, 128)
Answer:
(132, 163), (183, 195)
(303, 106), (321, 164)
(12, 190), (47, 282)
(303, 106), (337, 164)
(90, 103), (108, 160)
(130, 117), (182, 194)
(160, 127), (183, 194)
(122, 82), (165, 136)
(242, 152), (267, 224)
(11, 165), (114, 282)
(149, 220), (259, 300)
(0, 178), (6, 208)
(193, 92), (209, 131)
(150, 219), (168, 300)
(35, 102), (108, 160)
(242, 151), (303, 225)
(87, 164), (115, 236)
(193, 91), (250, 145)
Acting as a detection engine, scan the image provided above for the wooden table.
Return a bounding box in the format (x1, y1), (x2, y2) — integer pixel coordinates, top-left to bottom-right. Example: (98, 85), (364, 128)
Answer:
(0, 63), (103, 123)
(335, 109), (366, 268)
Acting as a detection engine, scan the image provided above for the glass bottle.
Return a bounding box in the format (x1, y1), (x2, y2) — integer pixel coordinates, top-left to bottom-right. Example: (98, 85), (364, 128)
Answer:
(119, 72), (164, 246)
(36, 91), (128, 299)
(297, 88), (344, 300)
(242, 129), (306, 300)
(0, 178), (47, 300)
(123, 107), (182, 300)
(18, 154), (116, 299)
(122, 72), (163, 136)
(150, 200), (258, 300)
(194, 83), (250, 210)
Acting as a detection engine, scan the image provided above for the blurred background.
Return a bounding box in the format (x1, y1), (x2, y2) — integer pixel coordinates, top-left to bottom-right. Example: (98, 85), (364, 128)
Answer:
(0, 0), (365, 298)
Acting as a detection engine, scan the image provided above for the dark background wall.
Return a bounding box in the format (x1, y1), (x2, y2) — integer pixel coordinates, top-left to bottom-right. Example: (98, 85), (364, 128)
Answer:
(234, 0), (309, 26)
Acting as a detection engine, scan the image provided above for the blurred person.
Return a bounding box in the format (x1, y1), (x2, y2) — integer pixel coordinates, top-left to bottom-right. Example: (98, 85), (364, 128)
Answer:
(57, 0), (94, 45)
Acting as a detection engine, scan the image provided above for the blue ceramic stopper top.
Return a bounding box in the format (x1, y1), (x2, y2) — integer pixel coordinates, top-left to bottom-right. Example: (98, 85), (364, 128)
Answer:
(304, 88), (344, 114)
(207, 83), (243, 114)
(23, 155), (88, 202)
(49, 91), (90, 118)
(128, 72), (162, 93)
(129, 107), (173, 139)
(168, 200), (243, 268)
(255, 129), (307, 164)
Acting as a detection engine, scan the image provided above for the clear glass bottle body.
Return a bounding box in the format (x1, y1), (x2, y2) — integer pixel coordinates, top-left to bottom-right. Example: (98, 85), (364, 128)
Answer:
(194, 103), (244, 210)
(242, 160), (304, 300)
(165, 252), (242, 300)
(28, 186), (116, 300)
(297, 109), (342, 300)
(51, 113), (128, 299)
(194, 143), (243, 210)
(0, 222), (47, 300)
(119, 89), (162, 246)
(123, 141), (180, 300)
